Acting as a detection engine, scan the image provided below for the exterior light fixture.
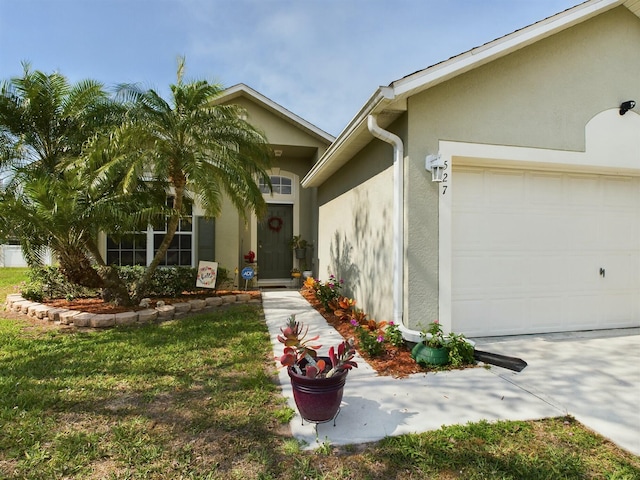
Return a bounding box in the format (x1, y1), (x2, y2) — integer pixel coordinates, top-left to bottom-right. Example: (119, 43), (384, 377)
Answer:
(425, 154), (445, 182)
(619, 100), (636, 115)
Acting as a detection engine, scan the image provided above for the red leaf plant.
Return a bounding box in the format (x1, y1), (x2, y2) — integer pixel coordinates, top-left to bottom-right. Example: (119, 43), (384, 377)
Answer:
(278, 314), (357, 378)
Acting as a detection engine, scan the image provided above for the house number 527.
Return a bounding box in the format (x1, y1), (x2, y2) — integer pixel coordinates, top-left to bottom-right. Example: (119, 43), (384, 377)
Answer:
(441, 160), (449, 195)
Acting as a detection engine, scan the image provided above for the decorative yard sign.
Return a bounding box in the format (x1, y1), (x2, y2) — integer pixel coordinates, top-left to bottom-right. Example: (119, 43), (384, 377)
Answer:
(241, 266), (255, 290)
(196, 261), (218, 289)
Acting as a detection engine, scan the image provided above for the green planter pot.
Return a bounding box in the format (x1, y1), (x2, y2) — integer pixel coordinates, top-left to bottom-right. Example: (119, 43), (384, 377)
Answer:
(411, 343), (450, 366)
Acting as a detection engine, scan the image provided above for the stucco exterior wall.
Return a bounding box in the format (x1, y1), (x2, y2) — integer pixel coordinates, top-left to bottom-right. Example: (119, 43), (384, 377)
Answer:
(404, 6), (640, 330)
(214, 195), (242, 273)
(221, 94), (330, 279)
(232, 97), (329, 150)
(317, 132), (398, 320)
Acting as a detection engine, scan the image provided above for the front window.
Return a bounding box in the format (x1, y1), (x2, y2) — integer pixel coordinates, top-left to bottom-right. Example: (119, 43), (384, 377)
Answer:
(107, 196), (193, 267)
(260, 175), (292, 195)
(106, 233), (147, 266)
(153, 197), (193, 266)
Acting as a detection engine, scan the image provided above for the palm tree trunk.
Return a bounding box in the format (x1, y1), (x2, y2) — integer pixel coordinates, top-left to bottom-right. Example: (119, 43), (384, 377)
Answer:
(131, 185), (185, 302)
(86, 238), (134, 306)
(97, 266), (134, 306)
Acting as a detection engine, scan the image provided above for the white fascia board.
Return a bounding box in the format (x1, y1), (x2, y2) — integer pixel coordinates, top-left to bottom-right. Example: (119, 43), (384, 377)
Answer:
(392, 0), (623, 98)
(301, 87), (396, 188)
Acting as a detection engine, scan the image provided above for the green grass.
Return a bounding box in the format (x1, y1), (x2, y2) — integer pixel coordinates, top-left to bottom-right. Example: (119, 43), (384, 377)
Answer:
(1, 268), (639, 479)
(0, 267), (29, 303)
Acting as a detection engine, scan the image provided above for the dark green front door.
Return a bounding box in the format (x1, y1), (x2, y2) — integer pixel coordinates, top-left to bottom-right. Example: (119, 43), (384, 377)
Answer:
(258, 204), (293, 279)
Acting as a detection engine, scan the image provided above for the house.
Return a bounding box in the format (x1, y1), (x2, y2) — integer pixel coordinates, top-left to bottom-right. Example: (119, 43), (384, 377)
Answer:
(2, 84), (332, 281)
(99, 84), (334, 287)
(301, 0), (640, 338)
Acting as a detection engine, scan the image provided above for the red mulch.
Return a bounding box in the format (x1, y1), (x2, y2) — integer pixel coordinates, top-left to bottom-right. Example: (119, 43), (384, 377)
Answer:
(299, 288), (425, 378)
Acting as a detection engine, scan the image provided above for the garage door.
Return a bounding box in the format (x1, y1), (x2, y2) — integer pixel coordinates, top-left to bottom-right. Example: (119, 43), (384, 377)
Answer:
(452, 167), (640, 337)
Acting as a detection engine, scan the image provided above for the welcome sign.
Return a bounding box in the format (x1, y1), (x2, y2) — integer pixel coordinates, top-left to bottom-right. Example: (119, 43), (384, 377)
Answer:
(196, 261), (218, 289)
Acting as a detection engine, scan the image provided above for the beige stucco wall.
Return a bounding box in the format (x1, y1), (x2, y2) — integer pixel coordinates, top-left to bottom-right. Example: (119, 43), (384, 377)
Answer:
(405, 6), (640, 330)
(313, 6), (640, 331)
(232, 97), (329, 149)
(211, 195), (242, 273)
(220, 95), (330, 278)
(317, 127), (400, 319)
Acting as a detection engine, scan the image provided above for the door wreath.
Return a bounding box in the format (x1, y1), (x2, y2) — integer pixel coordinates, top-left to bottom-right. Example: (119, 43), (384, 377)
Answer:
(267, 216), (283, 232)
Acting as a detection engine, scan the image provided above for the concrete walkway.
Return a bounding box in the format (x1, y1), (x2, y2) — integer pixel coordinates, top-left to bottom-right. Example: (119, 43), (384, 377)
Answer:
(263, 290), (640, 454)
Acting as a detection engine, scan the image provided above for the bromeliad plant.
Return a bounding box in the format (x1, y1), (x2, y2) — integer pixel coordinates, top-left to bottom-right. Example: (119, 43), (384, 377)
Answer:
(278, 314), (357, 378)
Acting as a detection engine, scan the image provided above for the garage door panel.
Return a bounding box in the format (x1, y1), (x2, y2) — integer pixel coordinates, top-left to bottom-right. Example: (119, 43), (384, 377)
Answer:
(488, 213), (527, 247)
(564, 213), (600, 248)
(489, 298), (525, 334)
(565, 255), (601, 290)
(488, 171), (525, 205)
(567, 175), (600, 206)
(601, 213), (638, 249)
(452, 212), (487, 249)
(603, 177), (637, 206)
(529, 173), (563, 204)
(599, 294), (638, 328)
(529, 296), (564, 329)
(600, 254), (639, 290)
(452, 298), (487, 336)
(452, 167), (640, 336)
(527, 255), (566, 288)
(564, 294), (601, 330)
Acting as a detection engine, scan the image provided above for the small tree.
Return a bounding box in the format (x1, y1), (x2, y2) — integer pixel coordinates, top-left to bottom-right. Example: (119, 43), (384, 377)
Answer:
(0, 64), (144, 304)
(94, 57), (273, 301)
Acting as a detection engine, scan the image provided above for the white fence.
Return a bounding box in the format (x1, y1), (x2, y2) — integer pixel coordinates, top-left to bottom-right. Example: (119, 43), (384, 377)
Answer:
(0, 245), (28, 267)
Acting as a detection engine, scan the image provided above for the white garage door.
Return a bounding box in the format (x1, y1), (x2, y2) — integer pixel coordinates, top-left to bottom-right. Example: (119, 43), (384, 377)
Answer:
(452, 167), (640, 337)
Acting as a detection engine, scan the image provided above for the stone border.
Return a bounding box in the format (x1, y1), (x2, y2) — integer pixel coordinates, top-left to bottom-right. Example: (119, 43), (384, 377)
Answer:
(3, 293), (261, 329)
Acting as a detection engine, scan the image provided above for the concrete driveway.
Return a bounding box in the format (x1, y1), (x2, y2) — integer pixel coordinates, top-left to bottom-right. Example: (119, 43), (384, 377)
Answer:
(263, 290), (640, 454)
(473, 328), (640, 456)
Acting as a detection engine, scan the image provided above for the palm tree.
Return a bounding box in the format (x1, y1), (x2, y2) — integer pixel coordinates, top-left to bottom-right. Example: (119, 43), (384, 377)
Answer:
(0, 64), (142, 304)
(97, 57), (274, 300)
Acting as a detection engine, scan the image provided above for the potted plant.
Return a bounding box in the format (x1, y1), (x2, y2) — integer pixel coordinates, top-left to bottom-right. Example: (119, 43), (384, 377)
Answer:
(290, 268), (301, 278)
(278, 314), (357, 423)
(289, 235), (308, 259)
(411, 320), (475, 367)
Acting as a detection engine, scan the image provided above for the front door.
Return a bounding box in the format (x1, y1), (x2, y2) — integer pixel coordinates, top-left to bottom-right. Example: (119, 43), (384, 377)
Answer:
(258, 204), (293, 279)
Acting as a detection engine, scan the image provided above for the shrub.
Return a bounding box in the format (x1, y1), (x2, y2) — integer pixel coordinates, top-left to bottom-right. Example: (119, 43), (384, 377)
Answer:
(385, 321), (404, 348)
(446, 332), (475, 367)
(22, 266), (99, 301)
(313, 274), (343, 311)
(355, 326), (386, 357)
(20, 265), (230, 301)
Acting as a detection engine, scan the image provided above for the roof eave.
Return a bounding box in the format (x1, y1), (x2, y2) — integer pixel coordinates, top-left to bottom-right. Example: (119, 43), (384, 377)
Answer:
(303, 0), (627, 188)
(301, 87), (401, 187)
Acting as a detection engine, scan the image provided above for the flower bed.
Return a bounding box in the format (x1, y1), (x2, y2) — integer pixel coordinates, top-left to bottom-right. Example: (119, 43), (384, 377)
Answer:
(299, 284), (423, 378)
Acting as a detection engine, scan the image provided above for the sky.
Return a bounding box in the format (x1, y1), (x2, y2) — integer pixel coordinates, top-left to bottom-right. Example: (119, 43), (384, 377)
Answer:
(1, 0), (581, 137)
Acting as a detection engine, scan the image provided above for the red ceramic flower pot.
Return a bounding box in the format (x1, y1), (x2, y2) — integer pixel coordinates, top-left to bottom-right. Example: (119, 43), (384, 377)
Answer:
(287, 356), (348, 423)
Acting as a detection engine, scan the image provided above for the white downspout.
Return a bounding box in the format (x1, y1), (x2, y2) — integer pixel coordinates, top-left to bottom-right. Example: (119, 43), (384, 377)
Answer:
(367, 115), (422, 342)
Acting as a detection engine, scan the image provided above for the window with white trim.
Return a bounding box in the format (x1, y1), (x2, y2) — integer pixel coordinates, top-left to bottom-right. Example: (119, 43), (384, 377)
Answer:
(106, 197), (193, 267)
(260, 175), (292, 195)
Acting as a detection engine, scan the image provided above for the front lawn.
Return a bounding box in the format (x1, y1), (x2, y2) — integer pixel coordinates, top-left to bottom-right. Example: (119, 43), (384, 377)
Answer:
(1, 268), (638, 479)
